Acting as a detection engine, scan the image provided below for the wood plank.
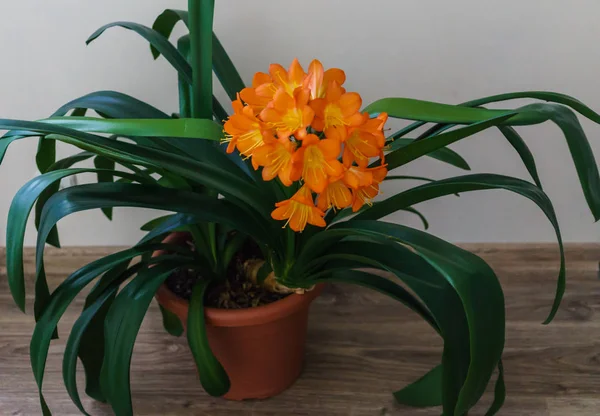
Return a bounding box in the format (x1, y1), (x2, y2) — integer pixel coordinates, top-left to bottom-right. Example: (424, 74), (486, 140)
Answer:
(0, 244), (599, 415)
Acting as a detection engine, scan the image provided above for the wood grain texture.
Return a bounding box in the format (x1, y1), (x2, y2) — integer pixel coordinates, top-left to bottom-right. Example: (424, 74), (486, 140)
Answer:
(1, 244), (599, 415)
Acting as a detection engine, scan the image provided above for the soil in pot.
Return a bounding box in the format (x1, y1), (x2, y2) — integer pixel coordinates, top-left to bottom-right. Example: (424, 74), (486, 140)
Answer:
(164, 236), (288, 308)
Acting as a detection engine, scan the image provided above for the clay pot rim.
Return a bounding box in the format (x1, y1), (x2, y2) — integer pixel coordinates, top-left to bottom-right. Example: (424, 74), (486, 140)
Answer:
(153, 232), (324, 327)
(156, 283), (323, 327)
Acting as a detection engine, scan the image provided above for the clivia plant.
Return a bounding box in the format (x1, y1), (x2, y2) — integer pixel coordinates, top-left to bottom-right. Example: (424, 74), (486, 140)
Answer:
(3, 1), (600, 415)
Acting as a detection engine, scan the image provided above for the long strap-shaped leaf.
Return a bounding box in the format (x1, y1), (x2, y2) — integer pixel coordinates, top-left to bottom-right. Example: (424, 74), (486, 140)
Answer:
(364, 97), (546, 125)
(328, 221), (505, 415)
(188, 279), (230, 396)
(386, 137), (471, 170)
(63, 262), (143, 415)
(31, 182), (274, 311)
(0, 120), (269, 212)
(30, 245), (191, 415)
(54, 90), (170, 120)
(296, 234), (476, 414)
(379, 98), (600, 220)
(382, 113), (517, 170)
(151, 9), (246, 101)
(355, 173), (565, 323)
(37, 116), (223, 139)
(87, 22), (192, 83)
(101, 261), (192, 415)
(6, 168), (153, 312)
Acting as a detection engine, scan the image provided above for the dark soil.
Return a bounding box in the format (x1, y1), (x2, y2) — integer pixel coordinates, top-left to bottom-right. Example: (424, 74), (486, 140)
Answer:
(164, 237), (288, 309)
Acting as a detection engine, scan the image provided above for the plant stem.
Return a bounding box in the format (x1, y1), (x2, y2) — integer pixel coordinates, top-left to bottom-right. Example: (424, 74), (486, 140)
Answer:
(188, 0), (214, 119)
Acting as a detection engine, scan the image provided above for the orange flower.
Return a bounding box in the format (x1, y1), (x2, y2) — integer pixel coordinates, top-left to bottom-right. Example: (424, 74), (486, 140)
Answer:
(252, 138), (300, 186)
(260, 88), (314, 140)
(310, 82), (365, 135)
(269, 58), (306, 96)
(271, 185), (326, 232)
(293, 134), (344, 193)
(224, 96), (273, 158)
(329, 113), (388, 167)
(350, 166), (388, 212)
(303, 59), (346, 100)
(240, 72), (277, 112)
(343, 165), (374, 190)
(316, 179), (353, 211)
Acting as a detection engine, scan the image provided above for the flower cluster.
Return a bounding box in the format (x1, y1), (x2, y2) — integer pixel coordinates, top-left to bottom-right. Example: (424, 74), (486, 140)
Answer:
(224, 59), (388, 232)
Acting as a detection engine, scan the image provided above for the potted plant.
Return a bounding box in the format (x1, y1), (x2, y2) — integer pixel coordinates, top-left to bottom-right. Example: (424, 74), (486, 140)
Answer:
(3, 1), (600, 415)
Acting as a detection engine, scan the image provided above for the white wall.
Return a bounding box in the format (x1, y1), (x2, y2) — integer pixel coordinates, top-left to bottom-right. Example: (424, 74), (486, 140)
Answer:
(1, 0), (600, 246)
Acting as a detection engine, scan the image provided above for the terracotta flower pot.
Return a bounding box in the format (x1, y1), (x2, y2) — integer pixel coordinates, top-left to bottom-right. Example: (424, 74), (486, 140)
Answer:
(154, 232), (323, 400)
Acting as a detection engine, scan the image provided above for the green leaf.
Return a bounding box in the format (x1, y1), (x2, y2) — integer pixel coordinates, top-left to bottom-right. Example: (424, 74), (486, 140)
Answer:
(355, 173), (565, 323)
(485, 361), (505, 416)
(36, 138), (56, 174)
(35, 183), (274, 259)
(393, 365), (442, 407)
(386, 138), (471, 170)
(328, 221), (505, 414)
(94, 156), (116, 220)
(87, 21), (192, 83)
(30, 245), (183, 415)
(102, 261), (190, 415)
(399, 207), (429, 229)
(38, 116), (223, 140)
(187, 279), (230, 396)
(523, 103), (600, 221)
(63, 262), (141, 413)
(6, 168), (150, 313)
(364, 97), (546, 125)
(0, 120), (269, 214)
(140, 214), (202, 243)
(151, 9), (189, 59)
(212, 34), (245, 100)
(297, 236), (470, 414)
(159, 304), (184, 337)
(312, 269), (439, 333)
(498, 126), (543, 188)
(140, 215), (174, 231)
(150, 8), (245, 102)
(461, 91), (600, 125)
(382, 113), (517, 170)
(34, 152), (95, 248)
(53, 90), (170, 120)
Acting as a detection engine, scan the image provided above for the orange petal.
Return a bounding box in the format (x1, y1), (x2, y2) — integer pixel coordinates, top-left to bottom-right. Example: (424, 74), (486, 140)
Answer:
(271, 203), (290, 220)
(288, 58), (306, 86)
(302, 134), (320, 147)
(304, 167), (329, 193)
(318, 138), (341, 159)
(262, 164), (278, 181)
(305, 59), (324, 99)
(324, 126), (348, 142)
(259, 108), (280, 123)
(325, 81), (343, 103)
(347, 112), (368, 127)
(339, 92), (362, 117)
(323, 68), (346, 88)
(269, 63), (288, 85)
(253, 72), (272, 87)
(324, 158), (345, 177)
(308, 209), (326, 228)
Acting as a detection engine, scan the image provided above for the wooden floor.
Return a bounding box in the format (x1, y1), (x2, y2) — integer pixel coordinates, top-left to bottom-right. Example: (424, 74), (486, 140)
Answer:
(1, 244), (600, 415)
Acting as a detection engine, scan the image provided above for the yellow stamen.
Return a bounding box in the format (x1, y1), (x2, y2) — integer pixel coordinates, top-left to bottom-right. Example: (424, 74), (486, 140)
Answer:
(324, 104), (345, 129)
